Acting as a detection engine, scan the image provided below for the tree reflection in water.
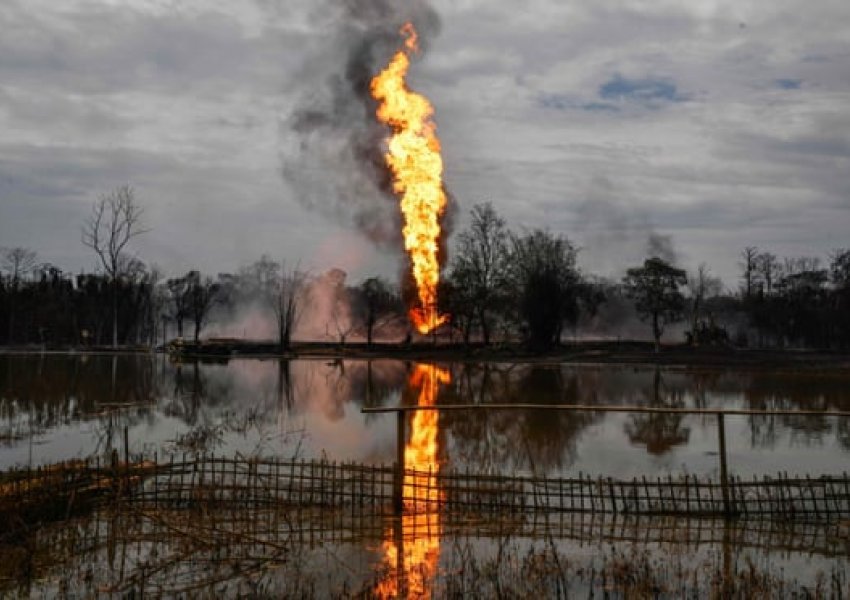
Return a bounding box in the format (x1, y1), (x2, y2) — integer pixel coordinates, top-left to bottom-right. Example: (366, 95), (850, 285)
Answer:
(2, 356), (850, 471)
(743, 371), (844, 448)
(625, 368), (691, 455)
(443, 364), (601, 473)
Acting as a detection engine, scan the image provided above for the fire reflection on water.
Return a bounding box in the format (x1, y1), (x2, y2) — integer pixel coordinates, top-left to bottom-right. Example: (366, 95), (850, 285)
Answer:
(376, 364), (450, 599)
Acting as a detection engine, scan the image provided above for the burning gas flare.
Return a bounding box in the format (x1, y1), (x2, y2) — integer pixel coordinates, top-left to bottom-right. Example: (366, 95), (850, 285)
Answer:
(376, 364), (450, 598)
(370, 23), (449, 335)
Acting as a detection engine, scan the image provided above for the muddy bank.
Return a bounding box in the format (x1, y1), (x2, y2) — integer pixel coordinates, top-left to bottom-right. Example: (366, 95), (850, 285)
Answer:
(159, 340), (850, 370)
(3, 340), (849, 370)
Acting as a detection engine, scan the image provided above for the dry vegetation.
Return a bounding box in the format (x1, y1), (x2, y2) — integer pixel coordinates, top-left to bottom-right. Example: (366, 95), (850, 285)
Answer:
(1, 501), (847, 598)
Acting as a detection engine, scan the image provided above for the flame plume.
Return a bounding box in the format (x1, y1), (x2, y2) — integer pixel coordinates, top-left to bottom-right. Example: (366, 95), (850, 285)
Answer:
(376, 364), (450, 598)
(370, 23), (449, 335)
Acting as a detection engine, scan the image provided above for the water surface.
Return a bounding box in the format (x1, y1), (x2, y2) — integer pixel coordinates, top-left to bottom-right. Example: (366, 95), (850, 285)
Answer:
(2, 353), (848, 478)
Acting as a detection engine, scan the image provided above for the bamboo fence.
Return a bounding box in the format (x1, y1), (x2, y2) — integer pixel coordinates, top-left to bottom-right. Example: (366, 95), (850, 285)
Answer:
(3, 454), (849, 528)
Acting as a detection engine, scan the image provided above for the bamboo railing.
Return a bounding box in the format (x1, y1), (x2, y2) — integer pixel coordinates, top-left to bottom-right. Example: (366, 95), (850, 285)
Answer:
(4, 454), (848, 528)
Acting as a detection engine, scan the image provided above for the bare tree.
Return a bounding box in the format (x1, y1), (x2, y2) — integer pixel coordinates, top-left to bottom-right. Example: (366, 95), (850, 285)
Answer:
(438, 277), (476, 345)
(329, 288), (357, 345)
(271, 263), (307, 352)
(1, 247), (37, 281)
(354, 277), (402, 346)
(830, 248), (850, 349)
(783, 255), (821, 277)
(145, 267), (168, 346)
(739, 246), (759, 299)
(81, 185), (148, 347)
(450, 203), (510, 344)
(317, 268), (356, 345)
(184, 271), (220, 344)
(757, 252), (780, 296)
(830, 248), (850, 289)
(686, 263), (723, 345)
(166, 275), (191, 339)
(2, 247), (37, 343)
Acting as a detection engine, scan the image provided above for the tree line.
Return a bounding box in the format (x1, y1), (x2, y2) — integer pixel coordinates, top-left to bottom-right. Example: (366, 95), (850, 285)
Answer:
(1, 186), (848, 351)
(440, 205), (849, 350)
(738, 246), (850, 348)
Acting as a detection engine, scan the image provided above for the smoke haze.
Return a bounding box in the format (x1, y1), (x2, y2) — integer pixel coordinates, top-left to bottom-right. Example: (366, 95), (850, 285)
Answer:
(645, 232), (678, 265)
(204, 267), (404, 344)
(281, 0), (443, 252)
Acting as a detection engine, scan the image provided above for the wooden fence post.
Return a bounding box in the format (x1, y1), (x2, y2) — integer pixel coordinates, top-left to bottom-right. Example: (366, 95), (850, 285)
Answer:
(717, 412), (731, 517)
(395, 410), (405, 515)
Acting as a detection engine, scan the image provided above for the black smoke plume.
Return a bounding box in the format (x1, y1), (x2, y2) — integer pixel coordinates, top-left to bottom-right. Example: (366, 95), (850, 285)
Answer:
(645, 232), (678, 265)
(281, 0), (449, 253)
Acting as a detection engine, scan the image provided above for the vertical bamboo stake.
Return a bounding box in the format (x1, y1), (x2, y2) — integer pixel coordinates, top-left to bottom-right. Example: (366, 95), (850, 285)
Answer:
(368, 463), (374, 513)
(275, 460), (280, 505)
(299, 459), (305, 506)
(394, 411), (405, 516)
(541, 472), (547, 512)
(619, 479), (629, 514)
(123, 426), (129, 498)
(717, 412), (731, 517)
(319, 459), (325, 508)
(807, 474), (818, 517)
(656, 476), (664, 512)
(722, 518), (732, 597)
(558, 478), (564, 512)
(211, 454), (217, 505)
(579, 472), (585, 513)
(694, 474), (701, 514)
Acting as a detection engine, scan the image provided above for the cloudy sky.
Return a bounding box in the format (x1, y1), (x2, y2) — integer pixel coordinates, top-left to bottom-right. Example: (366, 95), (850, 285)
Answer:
(2, 0), (849, 287)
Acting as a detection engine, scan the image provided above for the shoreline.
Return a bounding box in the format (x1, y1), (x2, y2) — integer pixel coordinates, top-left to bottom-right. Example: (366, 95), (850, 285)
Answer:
(2, 340), (850, 370)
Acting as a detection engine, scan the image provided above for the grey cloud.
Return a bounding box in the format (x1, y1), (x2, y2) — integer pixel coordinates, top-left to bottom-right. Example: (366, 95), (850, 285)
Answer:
(0, 87), (128, 142)
(537, 93), (620, 113)
(0, 1), (299, 95)
(1, 0), (849, 291)
(716, 112), (850, 204)
(0, 143), (329, 276)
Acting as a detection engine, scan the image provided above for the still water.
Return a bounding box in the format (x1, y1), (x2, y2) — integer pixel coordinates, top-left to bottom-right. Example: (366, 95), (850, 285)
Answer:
(2, 353), (848, 478)
(2, 353), (849, 595)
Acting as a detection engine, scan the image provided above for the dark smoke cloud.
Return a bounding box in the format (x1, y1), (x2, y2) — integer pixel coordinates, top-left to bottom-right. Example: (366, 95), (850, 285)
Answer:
(575, 175), (679, 272)
(645, 232), (678, 265)
(281, 0), (444, 252)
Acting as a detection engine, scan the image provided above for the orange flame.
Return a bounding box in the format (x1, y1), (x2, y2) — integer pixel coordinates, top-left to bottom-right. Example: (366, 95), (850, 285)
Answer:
(376, 364), (450, 598)
(371, 23), (449, 335)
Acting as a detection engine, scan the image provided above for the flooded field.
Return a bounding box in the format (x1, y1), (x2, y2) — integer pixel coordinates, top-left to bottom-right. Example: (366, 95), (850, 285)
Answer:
(3, 506), (848, 597)
(2, 353), (849, 476)
(1, 353), (849, 596)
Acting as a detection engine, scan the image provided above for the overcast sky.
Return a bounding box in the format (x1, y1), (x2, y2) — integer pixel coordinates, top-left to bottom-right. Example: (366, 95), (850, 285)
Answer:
(2, 0), (849, 287)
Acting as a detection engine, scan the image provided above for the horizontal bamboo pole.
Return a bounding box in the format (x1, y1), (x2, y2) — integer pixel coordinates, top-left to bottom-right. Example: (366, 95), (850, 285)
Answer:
(361, 403), (850, 418)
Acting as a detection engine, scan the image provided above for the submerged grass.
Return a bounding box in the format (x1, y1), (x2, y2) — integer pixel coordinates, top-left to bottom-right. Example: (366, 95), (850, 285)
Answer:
(1, 504), (847, 598)
(415, 541), (848, 599)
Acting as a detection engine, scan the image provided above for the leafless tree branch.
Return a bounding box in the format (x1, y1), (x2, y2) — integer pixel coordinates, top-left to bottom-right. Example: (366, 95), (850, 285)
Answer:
(80, 185), (149, 347)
